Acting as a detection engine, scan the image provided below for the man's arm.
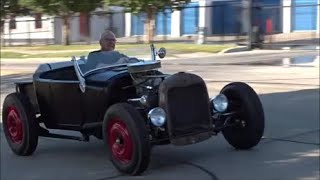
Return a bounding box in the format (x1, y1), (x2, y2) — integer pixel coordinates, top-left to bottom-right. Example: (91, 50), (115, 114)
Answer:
(115, 51), (142, 64)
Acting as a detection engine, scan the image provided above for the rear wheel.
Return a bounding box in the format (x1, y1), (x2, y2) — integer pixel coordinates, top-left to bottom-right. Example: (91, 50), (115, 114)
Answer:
(220, 82), (264, 149)
(2, 93), (38, 155)
(103, 103), (150, 175)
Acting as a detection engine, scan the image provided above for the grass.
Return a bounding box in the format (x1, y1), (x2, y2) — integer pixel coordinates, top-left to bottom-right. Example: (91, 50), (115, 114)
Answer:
(0, 52), (29, 58)
(1, 51), (92, 58)
(155, 43), (232, 53)
(1, 43), (234, 58)
(1, 44), (101, 51)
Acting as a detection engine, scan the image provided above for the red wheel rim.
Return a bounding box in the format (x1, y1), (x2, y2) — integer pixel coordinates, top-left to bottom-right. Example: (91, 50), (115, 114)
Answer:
(6, 106), (23, 144)
(107, 118), (133, 164)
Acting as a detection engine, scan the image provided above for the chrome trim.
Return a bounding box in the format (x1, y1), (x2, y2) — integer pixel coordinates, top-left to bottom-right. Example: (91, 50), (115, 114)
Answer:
(127, 98), (141, 102)
(150, 44), (156, 61)
(72, 56), (86, 93)
(127, 95), (148, 106)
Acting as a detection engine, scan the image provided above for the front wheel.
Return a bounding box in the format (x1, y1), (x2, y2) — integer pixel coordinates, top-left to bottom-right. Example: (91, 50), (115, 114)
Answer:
(103, 103), (151, 175)
(220, 82), (265, 149)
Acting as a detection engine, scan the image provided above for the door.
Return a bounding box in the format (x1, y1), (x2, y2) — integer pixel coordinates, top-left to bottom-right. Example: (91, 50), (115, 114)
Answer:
(292, 0), (317, 31)
(211, 1), (240, 35)
(182, 2), (199, 35)
(156, 9), (172, 35)
(131, 14), (144, 35)
(50, 81), (84, 127)
(254, 0), (281, 33)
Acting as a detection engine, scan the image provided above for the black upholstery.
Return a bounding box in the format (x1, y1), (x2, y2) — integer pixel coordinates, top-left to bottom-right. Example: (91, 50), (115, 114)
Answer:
(35, 61), (80, 81)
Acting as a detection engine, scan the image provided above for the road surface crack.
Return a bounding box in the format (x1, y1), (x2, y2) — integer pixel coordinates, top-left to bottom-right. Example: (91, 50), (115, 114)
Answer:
(262, 129), (320, 146)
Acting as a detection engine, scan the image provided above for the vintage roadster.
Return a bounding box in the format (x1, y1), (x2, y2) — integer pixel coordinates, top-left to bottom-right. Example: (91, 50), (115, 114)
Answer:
(2, 45), (264, 175)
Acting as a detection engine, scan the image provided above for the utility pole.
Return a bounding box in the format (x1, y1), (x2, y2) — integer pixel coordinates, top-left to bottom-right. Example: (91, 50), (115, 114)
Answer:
(243, 0), (252, 50)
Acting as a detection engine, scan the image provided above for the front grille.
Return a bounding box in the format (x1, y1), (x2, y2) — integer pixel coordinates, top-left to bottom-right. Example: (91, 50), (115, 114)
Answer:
(167, 84), (211, 137)
(159, 72), (212, 141)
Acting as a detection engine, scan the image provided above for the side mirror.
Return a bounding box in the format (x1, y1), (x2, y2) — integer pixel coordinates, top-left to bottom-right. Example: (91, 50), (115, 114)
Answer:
(157, 48), (166, 59)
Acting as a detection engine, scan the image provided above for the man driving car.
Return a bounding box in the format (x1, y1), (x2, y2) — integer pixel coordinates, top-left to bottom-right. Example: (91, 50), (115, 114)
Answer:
(84, 30), (139, 72)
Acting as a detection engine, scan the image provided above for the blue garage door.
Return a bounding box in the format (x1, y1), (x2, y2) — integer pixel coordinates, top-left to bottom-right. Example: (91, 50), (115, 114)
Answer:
(252, 0), (281, 33)
(182, 2), (199, 35)
(211, 1), (240, 35)
(156, 9), (172, 35)
(292, 0), (317, 31)
(131, 14), (144, 35)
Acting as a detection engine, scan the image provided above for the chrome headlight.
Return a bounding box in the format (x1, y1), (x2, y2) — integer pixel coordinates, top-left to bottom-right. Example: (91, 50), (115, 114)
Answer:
(148, 107), (166, 127)
(211, 94), (228, 113)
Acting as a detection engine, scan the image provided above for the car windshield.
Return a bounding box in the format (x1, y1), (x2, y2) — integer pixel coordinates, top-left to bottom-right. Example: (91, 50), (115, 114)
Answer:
(75, 52), (141, 75)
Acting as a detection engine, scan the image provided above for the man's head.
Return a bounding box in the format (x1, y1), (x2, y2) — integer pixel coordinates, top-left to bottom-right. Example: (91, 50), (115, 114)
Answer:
(99, 30), (117, 51)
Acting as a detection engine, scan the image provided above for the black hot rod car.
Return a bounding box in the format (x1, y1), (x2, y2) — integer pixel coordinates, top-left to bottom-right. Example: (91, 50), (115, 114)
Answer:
(2, 45), (264, 175)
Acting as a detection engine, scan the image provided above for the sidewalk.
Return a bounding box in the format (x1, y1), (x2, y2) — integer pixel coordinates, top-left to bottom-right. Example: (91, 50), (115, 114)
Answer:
(0, 49), (300, 65)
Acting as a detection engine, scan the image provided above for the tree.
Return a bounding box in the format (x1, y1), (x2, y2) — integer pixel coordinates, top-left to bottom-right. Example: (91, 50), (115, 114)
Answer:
(105, 0), (191, 43)
(20, 0), (104, 45)
(1, 0), (30, 20)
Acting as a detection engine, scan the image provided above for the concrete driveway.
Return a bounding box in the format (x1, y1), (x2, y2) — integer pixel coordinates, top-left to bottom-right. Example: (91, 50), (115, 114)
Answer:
(1, 50), (319, 180)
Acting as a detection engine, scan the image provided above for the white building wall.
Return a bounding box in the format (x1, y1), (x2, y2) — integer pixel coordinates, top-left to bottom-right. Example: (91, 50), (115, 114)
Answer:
(53, 9), (125, 43)
(2, 15), (54, 40)
(282, 0), (292, 33)
(112, 12), (125, 37)
(125, 13), (132, 36)
(53, 17), (63, 44)
(171, 11), (181, 37)
(198, 0), (207, 28)
(90, 15), (110, 40)
(70, 16), (80, 42)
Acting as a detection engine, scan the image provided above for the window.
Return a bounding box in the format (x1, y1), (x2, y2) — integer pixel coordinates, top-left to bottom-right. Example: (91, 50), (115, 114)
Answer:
(35, 13), (42, 29)
(9, 16), (16, 29)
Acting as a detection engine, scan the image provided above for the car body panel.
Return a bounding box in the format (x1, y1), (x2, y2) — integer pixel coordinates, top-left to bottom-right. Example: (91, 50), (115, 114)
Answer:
(31, 62), (134, 130)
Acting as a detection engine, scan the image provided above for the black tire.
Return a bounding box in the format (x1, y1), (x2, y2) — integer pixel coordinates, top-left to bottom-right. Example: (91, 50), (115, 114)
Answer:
(2, 93), (38, 155)
(103, 103), (151, 175)
(220, 82), (264, 149)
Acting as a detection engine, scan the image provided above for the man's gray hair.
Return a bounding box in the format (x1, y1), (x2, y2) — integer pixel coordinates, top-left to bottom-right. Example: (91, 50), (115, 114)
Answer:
(100, 30), (115, 40)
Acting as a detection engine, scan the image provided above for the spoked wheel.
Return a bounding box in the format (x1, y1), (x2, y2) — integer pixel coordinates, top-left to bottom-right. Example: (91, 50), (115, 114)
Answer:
(103, 103), (150, 175)
(2, 93), (38, 155)
(220, 82), (265, 150)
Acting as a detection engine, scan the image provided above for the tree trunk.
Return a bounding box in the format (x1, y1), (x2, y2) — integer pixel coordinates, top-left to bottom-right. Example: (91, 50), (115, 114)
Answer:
(63, 16), (70, 45)
(86, 13), (91, 45)
(144, 8), (155, 43)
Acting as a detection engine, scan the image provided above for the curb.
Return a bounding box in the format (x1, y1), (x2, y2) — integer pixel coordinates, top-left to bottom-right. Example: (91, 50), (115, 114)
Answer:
(281, 46), (320, 50)
(218, 46), (249, 54)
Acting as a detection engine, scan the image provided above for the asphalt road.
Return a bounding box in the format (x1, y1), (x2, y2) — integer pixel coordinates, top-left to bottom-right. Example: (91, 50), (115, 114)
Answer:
(0, 50), (319, 180)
